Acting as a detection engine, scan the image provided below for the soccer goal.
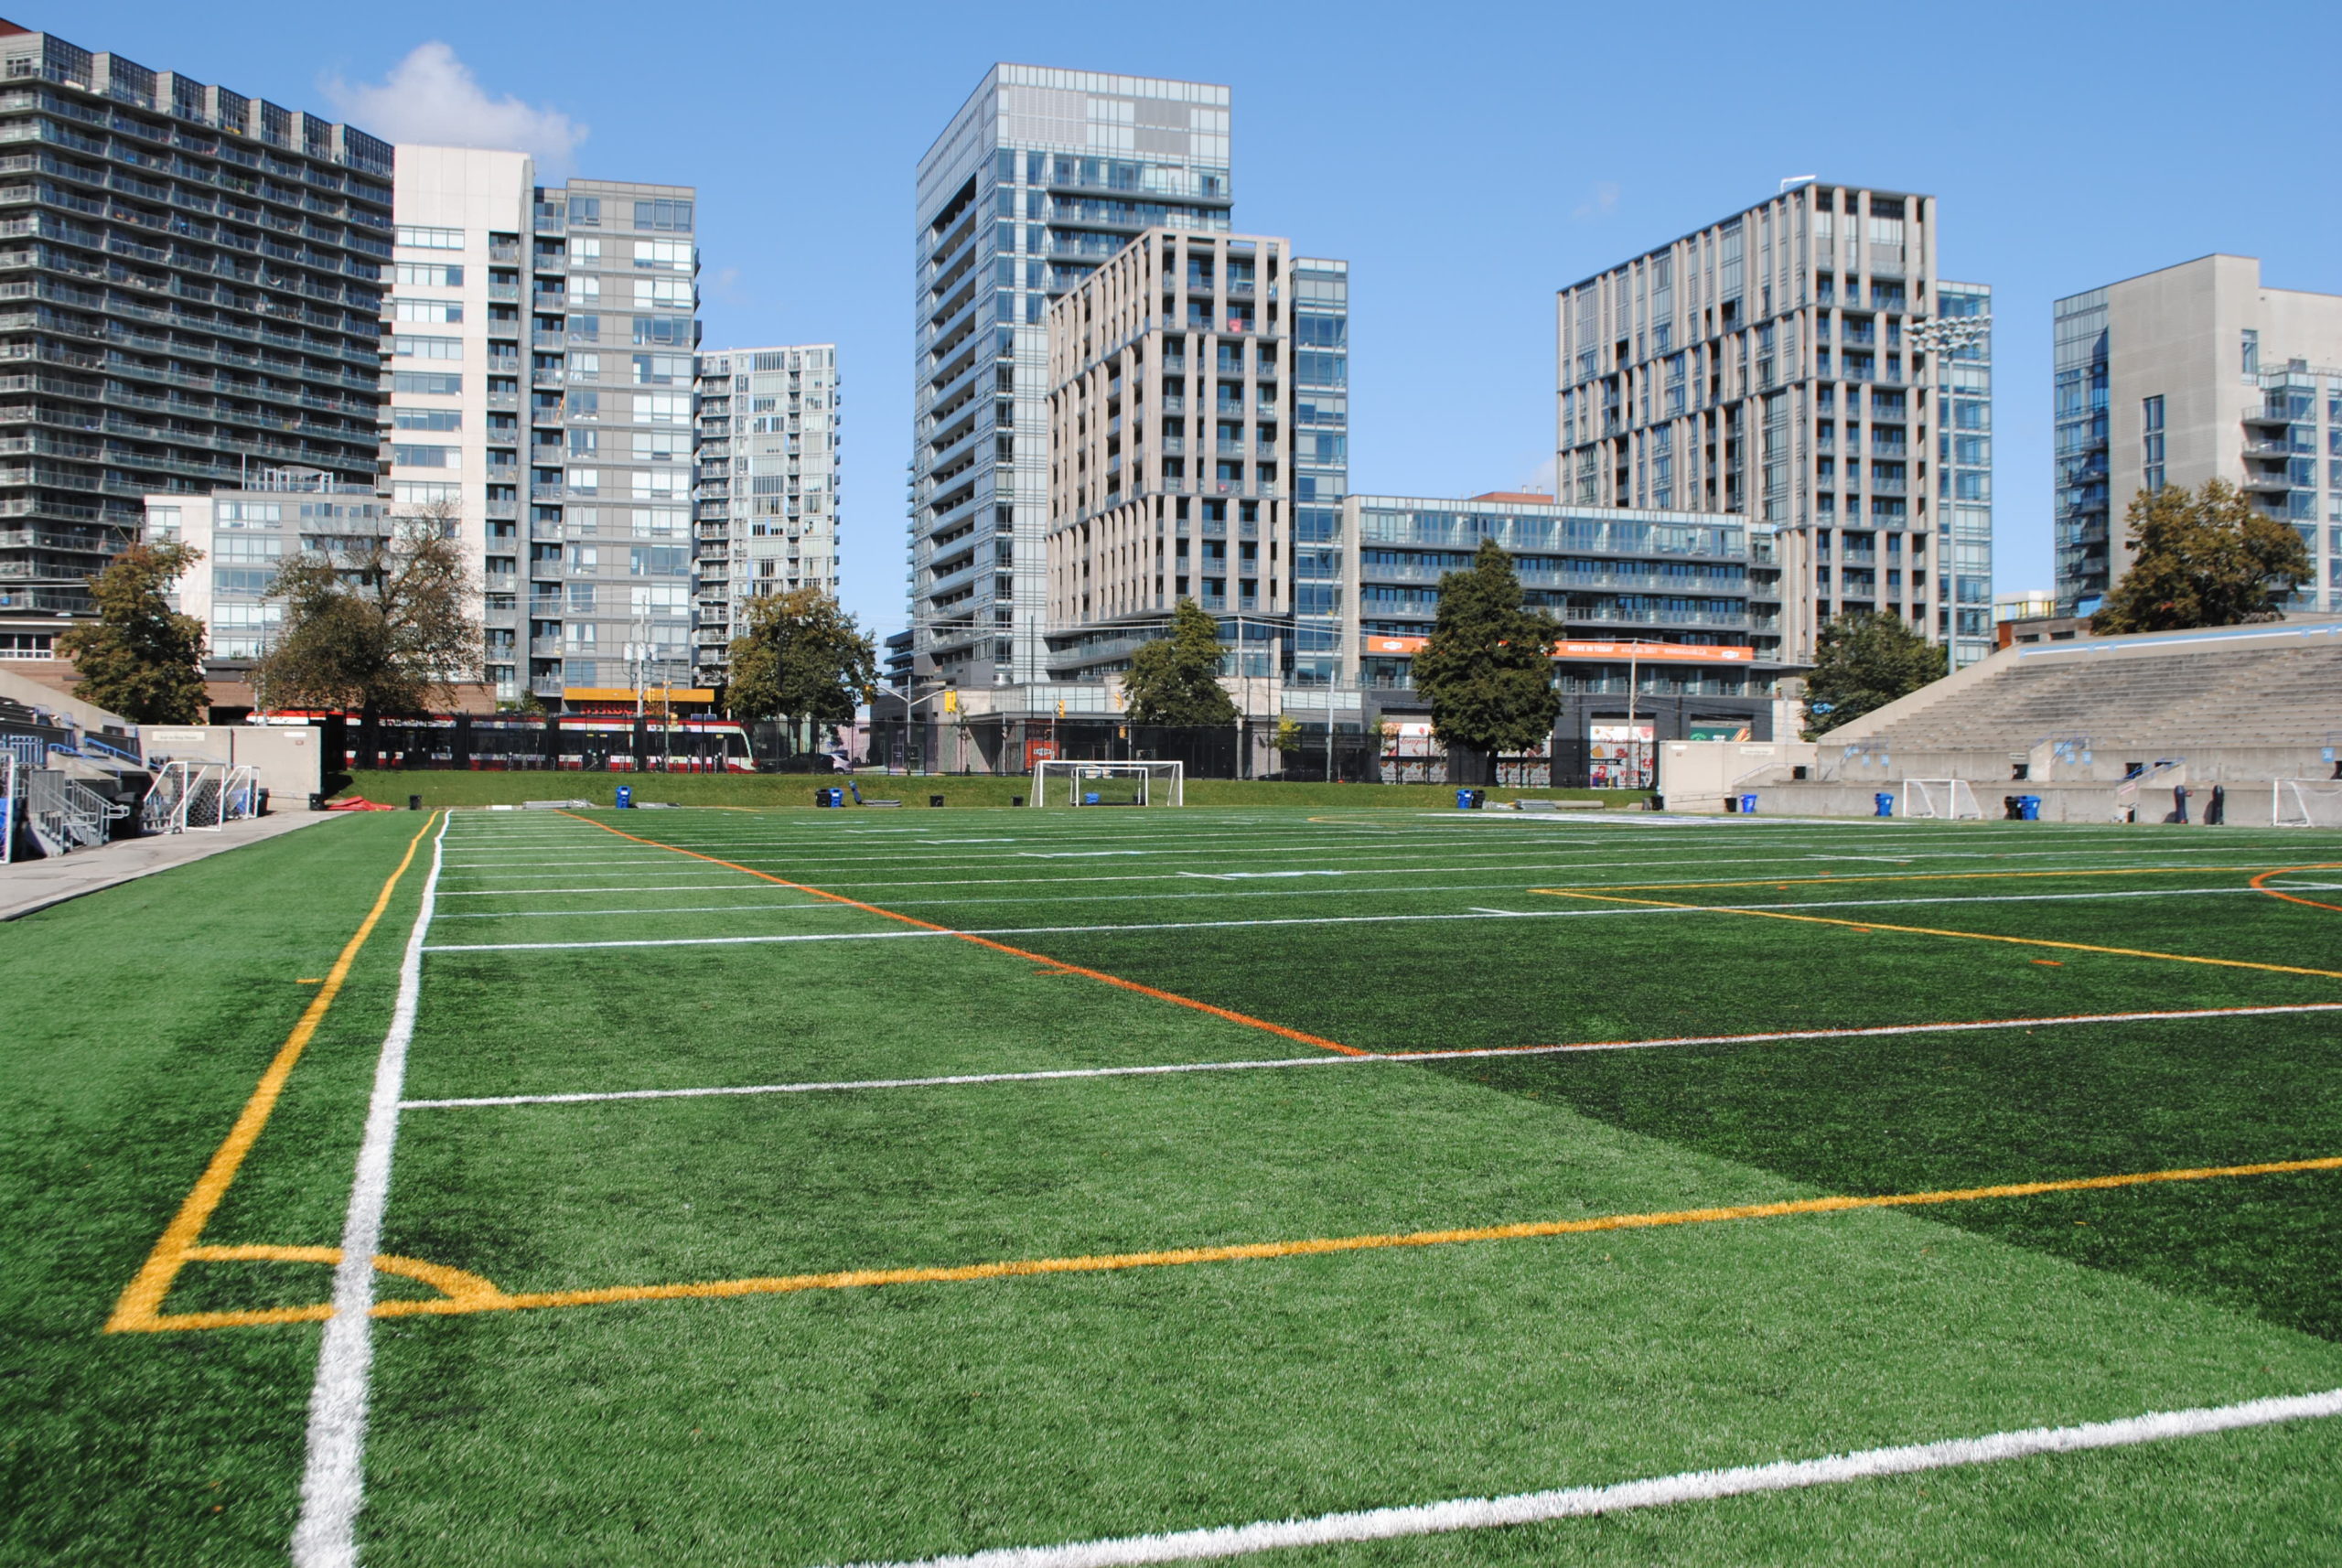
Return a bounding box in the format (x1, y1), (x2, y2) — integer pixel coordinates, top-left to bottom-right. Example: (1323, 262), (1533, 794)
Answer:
(1029, 759), (1185, 807)
(2272, 779), (2342, 828)
(1898, 779), (1982, 820)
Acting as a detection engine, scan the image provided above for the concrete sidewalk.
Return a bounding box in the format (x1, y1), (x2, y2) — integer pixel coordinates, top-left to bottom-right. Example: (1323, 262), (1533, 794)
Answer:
(0, 810), (351, 921)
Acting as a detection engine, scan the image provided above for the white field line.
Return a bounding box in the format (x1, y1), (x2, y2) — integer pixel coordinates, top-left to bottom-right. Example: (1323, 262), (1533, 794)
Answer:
(290, 812), (451, 1568)
(414, 884), (2284, 953)
(394, 1003), (2342, 1110)
(843, 1388), (2342, 1568)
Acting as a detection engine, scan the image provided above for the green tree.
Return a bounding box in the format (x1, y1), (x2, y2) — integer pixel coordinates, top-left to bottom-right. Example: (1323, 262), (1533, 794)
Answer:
(726, 588), (877, 744)
(1121, 599), (1238, 725)
(2090, 478), (2312, 635)
(1412, 539), (1561, 779)
(253, 504), (481, 722)
(1800, 612), (1948, 738)
(55, 541), (210, 724)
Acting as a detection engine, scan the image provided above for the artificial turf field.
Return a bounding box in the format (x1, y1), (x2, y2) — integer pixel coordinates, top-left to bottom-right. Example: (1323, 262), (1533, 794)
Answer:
(9, 805), (2342, 1565)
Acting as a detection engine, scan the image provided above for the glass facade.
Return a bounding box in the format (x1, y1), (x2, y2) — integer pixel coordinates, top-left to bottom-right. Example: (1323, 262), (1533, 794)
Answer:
(2050, 287), (2110, 615)
(1341, 496), (1774, 695)
(911, 66), (1231, 688)
(1936, 282), (1994, 666)
(1290, 257), (1349, 684)
(0, 26), (391, 649)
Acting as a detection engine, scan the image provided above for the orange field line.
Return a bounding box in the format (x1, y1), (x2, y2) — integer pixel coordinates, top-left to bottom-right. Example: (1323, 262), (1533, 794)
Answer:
(2251, 863), (2342, 917)
(105, 813), (442, 1334)
(1530, 886), (2342, 981)
(138, 1153), (2342, 1330)
(560, 811), (1365, 1056)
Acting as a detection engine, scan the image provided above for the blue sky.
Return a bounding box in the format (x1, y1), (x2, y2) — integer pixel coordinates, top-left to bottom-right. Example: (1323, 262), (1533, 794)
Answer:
(74, 0), (2342, 635)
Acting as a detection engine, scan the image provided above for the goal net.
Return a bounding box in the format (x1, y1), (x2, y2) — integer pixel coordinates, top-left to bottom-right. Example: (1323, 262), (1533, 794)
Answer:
(1898, 778), (1982, 820)
(2272, 779), (2342, 828)
(1030, 760), (1185, 807)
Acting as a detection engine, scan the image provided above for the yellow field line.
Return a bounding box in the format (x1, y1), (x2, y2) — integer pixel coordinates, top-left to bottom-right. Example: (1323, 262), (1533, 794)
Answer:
(134, 1152), (2342, 1331)
(104, 813), (442, 1334)
(1531, 887), (2342, 981)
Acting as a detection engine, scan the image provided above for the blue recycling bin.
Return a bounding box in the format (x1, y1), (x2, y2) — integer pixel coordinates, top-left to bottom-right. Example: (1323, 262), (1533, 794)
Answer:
(614, 785), (632, 809)
(1456, 788), (1483, 810)
(2017, 794), (2041, 821)
(814, 786), (843, 808)
(1875, 792), (1895, 818)
(1084, 791), (1101, 805)
(1740, 793), (1758, 815)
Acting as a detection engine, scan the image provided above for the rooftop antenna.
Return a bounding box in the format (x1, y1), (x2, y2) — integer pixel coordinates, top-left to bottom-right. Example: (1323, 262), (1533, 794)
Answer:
(1778, 175), (1818, 192)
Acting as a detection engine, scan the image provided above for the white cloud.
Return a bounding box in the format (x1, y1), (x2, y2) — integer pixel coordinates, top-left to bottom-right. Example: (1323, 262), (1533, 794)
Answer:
(1572, 181), (1621, 223)
(1521, 455), (1559, 496)
(324, 43), (586, 174)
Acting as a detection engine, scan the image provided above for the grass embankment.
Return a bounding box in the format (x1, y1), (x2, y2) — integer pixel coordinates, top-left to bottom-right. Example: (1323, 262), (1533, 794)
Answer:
(335, 769), (1651, 811)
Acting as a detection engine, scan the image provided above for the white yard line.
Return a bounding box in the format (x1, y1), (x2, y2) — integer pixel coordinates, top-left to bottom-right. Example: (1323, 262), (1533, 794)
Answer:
(416, 884), (2279, 953)
(842, 1388), (2342, 1568)
(289, 812), (453, 1568)
(394, 1004), (2342, 1110)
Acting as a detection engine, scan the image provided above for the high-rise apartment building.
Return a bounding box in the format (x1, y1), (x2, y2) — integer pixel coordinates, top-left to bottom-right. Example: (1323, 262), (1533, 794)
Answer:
(1935, 282), (1995, 665)
(387, 149), (699, 707)
(912, 66), (1231, 689)
(691, 343), (840, 682)
(0, 21), (392, 660)
(1556, 184), (1991, 668)
(2054, 254), (2342, 616)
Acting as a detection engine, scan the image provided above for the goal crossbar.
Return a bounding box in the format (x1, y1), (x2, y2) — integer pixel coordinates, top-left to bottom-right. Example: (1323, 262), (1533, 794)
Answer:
(1029, 759), (1185, 807)
(1898, 778), (1982, 821)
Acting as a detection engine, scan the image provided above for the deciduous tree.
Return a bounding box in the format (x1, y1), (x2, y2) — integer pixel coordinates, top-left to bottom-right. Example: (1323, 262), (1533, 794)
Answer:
(55, 541), (210, 724)
(1121, 598), (1238, 726)
(253, 503), (481, 723)
(1412, 539), (1560, 781)
(2090, 478), (2312, 635)
(727, 587), (877, 744)
(1800, 611), (1947, 737)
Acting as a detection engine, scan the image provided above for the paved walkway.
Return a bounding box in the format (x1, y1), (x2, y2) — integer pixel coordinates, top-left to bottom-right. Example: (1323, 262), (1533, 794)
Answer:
(0, 810), (349, 922)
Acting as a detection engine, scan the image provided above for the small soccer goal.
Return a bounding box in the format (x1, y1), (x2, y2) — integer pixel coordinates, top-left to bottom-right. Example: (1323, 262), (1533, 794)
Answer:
(1898, 779), (1982, 820)
(2272, 779), (2342, 828)
(1029, 759), (1185, 807)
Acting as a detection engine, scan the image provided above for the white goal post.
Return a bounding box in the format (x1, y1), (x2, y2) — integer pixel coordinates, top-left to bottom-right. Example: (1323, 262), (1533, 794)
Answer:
(2272, 779), (2342, 828)
(1898, 778), (1982, 820)
(1029, 759), (1185, 807)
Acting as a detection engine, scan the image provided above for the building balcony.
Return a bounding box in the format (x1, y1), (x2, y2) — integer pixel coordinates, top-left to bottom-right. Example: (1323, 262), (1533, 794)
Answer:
(2241, 470), (2293, 494)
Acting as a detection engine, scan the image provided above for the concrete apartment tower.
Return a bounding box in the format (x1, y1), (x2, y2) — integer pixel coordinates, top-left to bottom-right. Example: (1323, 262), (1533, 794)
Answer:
(691, 343), (842, 682)
(0, 21), (392, 664)
(910, 66), (1231, 691)
(387, 150), (700, 707)
(1555, 184), (1996, 669)
(2053, 255), (2342, 616)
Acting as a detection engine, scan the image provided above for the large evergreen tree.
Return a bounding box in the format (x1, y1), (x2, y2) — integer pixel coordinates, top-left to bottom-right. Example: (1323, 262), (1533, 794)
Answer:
(55, 541), (209, 723)
(1121, 598), (1238, 725)
(726, 588), (877, 740)
(1412, 539), (1561, 780)
(252, 504), (481, 721)
(2090, 478), (2311, 635)
(1799, 611), (1948, 737)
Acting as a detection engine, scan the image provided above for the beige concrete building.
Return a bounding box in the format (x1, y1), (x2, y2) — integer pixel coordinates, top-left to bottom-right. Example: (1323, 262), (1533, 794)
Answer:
(2054, 255), (2342, 615)
(1046, 229), (1298, 646)
(1557, 184), (1993, 667)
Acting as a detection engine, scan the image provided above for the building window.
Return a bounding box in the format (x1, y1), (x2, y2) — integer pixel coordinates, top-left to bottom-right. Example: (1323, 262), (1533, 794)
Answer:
(2241, 328), (2260, 377)
(2142, 394), (2165, 492)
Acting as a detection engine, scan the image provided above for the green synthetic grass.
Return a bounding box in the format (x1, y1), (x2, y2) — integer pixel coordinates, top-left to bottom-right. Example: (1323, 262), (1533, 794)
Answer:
(7, 807), (2342, 1564)
(336, 768), (1649, 811)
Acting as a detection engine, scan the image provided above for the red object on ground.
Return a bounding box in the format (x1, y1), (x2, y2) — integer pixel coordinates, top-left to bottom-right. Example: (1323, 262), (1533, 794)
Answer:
(325, 795), (397, 812)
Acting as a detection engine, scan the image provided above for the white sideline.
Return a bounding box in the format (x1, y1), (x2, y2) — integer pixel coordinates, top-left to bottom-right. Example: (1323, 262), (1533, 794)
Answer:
(394, 1003), (2342, 1110)
(843, 1388), (2342, 1568)
(290, 812), (453, 1568)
